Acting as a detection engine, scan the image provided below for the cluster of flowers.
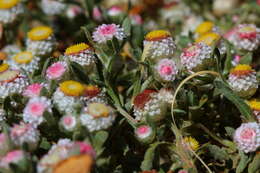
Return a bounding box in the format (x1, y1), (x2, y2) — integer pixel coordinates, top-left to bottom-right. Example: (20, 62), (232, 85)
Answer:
(0, 0), (259, 172)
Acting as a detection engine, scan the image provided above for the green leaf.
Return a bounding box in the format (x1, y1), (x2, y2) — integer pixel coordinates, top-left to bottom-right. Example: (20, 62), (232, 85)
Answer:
(84, 0), (94, 18)
(236, 151), (251, 173)
(70, 62), (90, 84)
(239, 53), (252, 64)
(93, 131), (109, 150)
(223, 41), (232, 75)
(39, 137), (51, 150)
(207, 144), (229, 161)
(141, 142), (160, 171)
(122, 17), (131, 36)
(248, 154), (260, 173)
(214, 79), (254, 121)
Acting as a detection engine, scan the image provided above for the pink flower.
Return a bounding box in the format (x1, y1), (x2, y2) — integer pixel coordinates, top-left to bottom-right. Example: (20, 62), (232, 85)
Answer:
(1, 150), (24, 166)
(66, 5), (83, 19)
(130, 14), (143, 25)
(135, 125), (152, 139)
(93, 7), (102, 21)
(23, 97), (51, 126)
(156, 58), (178, 81)
(178, 170), (188, 173)
(60, 115), (77, 131)
(92, 24), (125, 43)
(23, 83), (43, 98)
(76, 142), (96, 158)
(234, 122), (260, 153)
(108, 6), (123, 16)
(0, 133), (6, 143)
(46, 61), (67, 80)
(258, 0), (260, 6)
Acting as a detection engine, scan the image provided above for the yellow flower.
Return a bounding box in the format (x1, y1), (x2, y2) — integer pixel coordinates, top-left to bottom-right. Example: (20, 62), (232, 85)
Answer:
(195, 32), (220, 46)
(27, 26), (53, 41)
(184, 136), (200, 151)
(65, 43), (90, 55)
(0, 63), (9, 73)
(145, 30), (171, 41)
(53, 154), (93, 173)
(13, 51), (33, 64)
(60, 80), (84, 96)
(0, 0), (20, 9)
(248, 100), (260, 111)
(230, 64), (253, 76)
(195, 21), (214, 36)
(88, 103), (110, 118)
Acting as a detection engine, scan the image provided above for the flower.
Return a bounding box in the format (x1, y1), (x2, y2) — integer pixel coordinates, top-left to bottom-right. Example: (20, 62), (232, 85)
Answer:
(0, 0), (24, 24)
(23, 96), (52, 127)
(12, 51), (40, 73)
(107, 6), (123, 16)
(0, 150), (25, 169)
(80, 102), (116, 132)
(180, 42), (212, 72)
(183, 136), (200, 151)
(10, 122), (40, 150)
(143, 30), (176, 60)
(38, 139), (95, 173)
(66, 5), (83, 19)
(1, 44), (20, 57)
(46, 61), (67, 80)
(248, 100), (260, 122)
(26, 26), (56, 56)
(133, 90), (167, 122)
(23, 83), (44, 98)
(0, 63), (9, 73)
(226, 24), (260, 51)
(59, 80), (85, 97)
(60, 115), (77, 132)
(0, 67), (29, 98)
(40, 0), (66, 16)
(135, 125), (155, 143)
(178, 170), (188, 173)
(64, 43), (96, 68)
(195, 32), (221, 46)
(234, 122), (260, 153)
(92, 24), (125, 43)
(228, 64), (258, 98)
(155, 58), (178, 82)
(92, 6), (102, 21)
(195, 21), (215, 36)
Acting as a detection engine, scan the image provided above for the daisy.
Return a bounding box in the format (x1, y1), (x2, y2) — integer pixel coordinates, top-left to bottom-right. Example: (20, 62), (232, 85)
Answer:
(46, 61), (68, 80)
(92, 24), (125, 44)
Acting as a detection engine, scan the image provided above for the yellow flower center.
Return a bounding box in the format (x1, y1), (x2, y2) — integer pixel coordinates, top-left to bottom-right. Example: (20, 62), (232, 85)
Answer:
(195, 32), (220, 46)
(13, 51), (33, 64)
(195, 21), (214, 36)
(248, 100), (260, 111)
(27, 26), (53, 41)
(0, 63), (9, 73)
(145, 30), (171, 41)
(0, 0), (19, 9)
(60, 80), (84, 97)
(65, 43), (90, 55)
(230, 64), (253, 75)
(239, 26), (256, 33)
(184, 136), (199, 151)
(88, 103), (110, 118)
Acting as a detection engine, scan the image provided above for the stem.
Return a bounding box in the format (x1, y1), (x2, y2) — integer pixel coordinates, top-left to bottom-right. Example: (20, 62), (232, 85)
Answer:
(116, 105), (137, 127)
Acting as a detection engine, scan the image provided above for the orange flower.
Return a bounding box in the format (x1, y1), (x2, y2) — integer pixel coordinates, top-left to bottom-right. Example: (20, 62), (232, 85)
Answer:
(53, 154), (93, 173)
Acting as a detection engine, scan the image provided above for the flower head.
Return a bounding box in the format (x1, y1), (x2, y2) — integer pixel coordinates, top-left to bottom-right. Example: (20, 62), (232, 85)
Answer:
(92, 24), (125, 43)
(23, 96), (51, 126)
(0, 0), (20, 9)
(75, 141), (96, 158)
(60, 80), (84, 97)
(107, 6), (123, 16)
(0, 150), (24, 168)
(183, 136), (200, 151)
(65, 43), (90, 55)
(23, 83), (44, 98)
(196, 32), (221, 46)
(13, 51), (33, 64)
(145, 30), (171, 41)
(133, 89), (157, 110)
(28, 26), (53, 41)
(92, 7), (102, 21)
(83, 85), (101, 98)
(195, 21), (214, 36)
(135, 125), (152, 139)
(0, 63), (9, 73)
(248, 99), (260, 122)
(234, 122), (260, 153)
(46, 61), (67, 80)
(155, 58), (178, 82)
(230, 64), (254, 76)
(60, 115), (77, 132)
